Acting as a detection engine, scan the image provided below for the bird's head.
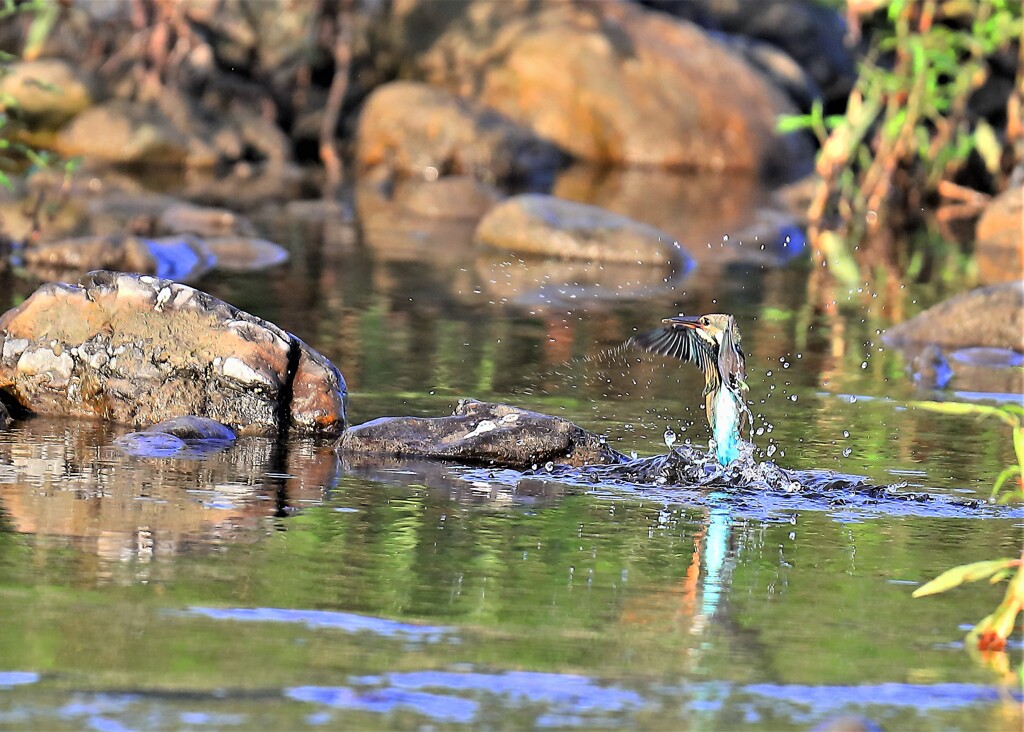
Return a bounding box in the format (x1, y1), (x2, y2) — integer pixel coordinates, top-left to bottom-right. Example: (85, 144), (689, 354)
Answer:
(661, 313), (739, 351)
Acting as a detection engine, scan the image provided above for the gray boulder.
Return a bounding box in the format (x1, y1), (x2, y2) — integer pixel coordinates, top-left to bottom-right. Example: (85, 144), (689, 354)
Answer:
(340, 399), (627, 469)
(0, 271), (347, 435)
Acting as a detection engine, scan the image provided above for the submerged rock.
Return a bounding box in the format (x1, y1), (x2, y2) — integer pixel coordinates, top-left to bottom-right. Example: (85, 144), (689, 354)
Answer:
(115, 415), (237, 457)
(0, 271), (347, 435)
(340, 399), (627, 469)
(475, 194), (688, 266)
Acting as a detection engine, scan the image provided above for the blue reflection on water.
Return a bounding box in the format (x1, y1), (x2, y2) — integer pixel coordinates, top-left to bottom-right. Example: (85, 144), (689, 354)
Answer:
(286, 686), (478, 723)
(744, 682), (1021, 710)
(186, 607), (452, 642)
(0, 672), (39, 688)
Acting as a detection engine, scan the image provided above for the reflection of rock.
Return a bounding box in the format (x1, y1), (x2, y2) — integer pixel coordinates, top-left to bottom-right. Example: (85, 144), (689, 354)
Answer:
(395, 176), (502, 220)
(883, 281), (1024, 352)
(392, 1), (803, 172)
(355, 81), (565, 184)
(474, 251), (684, 306)
(340, 398), (627, 469)
(0, 271), (347, 435)
(0, 401), (8, 430)
(475, 194), (687, 266)
(22, 233), (287, 282)
(0, 59), (93, 128)
(975, 184), (1023, 286)
(0, 416), (340, 559)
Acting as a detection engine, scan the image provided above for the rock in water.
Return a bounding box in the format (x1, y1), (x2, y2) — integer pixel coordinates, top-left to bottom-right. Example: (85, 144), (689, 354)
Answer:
(0, 401), (9, 431)
(0, 271), (347, 435)
(340, 399), (627, 469)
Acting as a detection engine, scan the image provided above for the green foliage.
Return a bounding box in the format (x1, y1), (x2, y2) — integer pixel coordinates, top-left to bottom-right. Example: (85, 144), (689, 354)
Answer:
(783, 0), (1023, 279)
(912, 557), (1020, 597)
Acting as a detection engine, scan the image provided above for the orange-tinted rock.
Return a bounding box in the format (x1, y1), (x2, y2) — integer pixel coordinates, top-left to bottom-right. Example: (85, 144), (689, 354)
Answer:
(403, 1), (803, 172)
(355, 80), (564, 183)
(975, 183), (1023, 286)
(0, 271), (346, 435)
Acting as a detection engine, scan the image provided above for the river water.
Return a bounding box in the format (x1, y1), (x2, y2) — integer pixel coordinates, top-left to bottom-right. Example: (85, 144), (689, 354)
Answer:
(0, 169), (1020, 730)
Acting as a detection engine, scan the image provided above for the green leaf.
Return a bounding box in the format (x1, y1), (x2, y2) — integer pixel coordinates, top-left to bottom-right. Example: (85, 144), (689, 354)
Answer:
(992, 465), (1022, 501)
(913, 558), (1021, 598)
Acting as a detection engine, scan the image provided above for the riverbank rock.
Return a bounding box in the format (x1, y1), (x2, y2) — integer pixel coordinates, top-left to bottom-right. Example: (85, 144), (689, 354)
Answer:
(55, 101), (193, 167)
(883, 281), (1024, 352)
(975, 184), (1023, 286)
(0, 59), (94, 128)
(475, 194), (687, 266)
(383, 1), (803, 173)
(0, 271), (347, 435)
(340, 399), (627, 469)
(355, 81), (565, 185)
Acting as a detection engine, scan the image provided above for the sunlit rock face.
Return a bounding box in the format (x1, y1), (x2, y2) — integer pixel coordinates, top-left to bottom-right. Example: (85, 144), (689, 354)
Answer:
(375, 1), (806, 174)
(355, 81), (565, 185)
(975, 183), (1023, 286)
(0, 271), (347, 435)
(340, 398), (627, 469)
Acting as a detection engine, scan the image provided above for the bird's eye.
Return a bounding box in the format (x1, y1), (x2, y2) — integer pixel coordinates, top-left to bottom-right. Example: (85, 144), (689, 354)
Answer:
(701, 317), (710, 326)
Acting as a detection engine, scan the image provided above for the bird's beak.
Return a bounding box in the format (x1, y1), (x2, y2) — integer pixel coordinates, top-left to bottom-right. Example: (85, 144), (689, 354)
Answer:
(661, 315), (702, 329)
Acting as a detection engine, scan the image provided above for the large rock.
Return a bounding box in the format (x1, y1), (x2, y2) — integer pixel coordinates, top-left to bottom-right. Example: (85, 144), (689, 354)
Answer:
(975, 184), (1023, 286)
(883, 281), (1024, 352)
(384, 1), (803, 172)
(0, 401), (9, 431)
(0, 59), (93, 128)
(355, 81), (565, 184)
(340, 399), (627, 469)
(645, 0), (856, 106)
(55, 101), (193, 167)
(474, 194), (688, 266)
(0, 271), (347, 435)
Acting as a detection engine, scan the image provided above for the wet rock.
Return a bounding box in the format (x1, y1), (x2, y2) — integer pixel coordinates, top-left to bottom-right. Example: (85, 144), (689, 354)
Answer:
(340, 398), (627, 469)
(0, 401), (9, 431)
(23, 235), (215, 283)
(55, 101), (192, 167)
(355, 81), (565, 184)
(0, 271), (347, 435)
(0, 59), (94, 128)
(883, 281), (1024, 352)
(157, 203), (257, 238)
(475, 194), (688, 266)
(145, 415), (237, 442)
(395, 176), (502, 220)
(114, 415), (236, 457)
(975, 183), (1023, 286)
(391, 1), (803, 172)
(202, 237), (289, 273)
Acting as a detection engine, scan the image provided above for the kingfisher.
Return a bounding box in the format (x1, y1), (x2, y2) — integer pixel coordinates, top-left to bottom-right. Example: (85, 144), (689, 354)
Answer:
(630, 313), (750, 466)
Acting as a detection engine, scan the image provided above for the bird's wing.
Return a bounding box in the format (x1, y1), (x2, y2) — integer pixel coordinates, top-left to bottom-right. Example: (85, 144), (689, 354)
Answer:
(718, 324), (748, 393)
(629, 327), (720, 394)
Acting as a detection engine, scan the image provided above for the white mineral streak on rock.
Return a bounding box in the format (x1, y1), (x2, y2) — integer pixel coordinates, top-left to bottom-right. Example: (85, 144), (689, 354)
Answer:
(464, 419), (497, 439)
(17, 348), (74, 386)
(3, 338), (29, 361)
(221, 356), (276, 389)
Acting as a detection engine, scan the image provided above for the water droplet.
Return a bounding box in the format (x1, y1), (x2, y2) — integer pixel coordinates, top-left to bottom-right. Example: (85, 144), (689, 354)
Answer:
(789, 395), (798, 402)
(842, 448), (852, 457)
(663, 428), (676, 449)
(861, 361), (868, 369)
(544, 462), (554, 472)
(766, 444), (777, 457)
(843, 430), (850, 438)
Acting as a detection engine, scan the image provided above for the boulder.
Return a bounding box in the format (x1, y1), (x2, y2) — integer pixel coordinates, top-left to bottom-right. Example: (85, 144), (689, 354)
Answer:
(0, 59), (93, 127)
(340, 398), (627, 469)
(55, 101), (192, 167)
(388, 1), (804, 172)
(0, 271), (347, 435)
(645, 0), (856, 106)
(355, 81), (565, 184)
(975, 184), (1023, 286)
(114, 415), (237, 457)
(474, 194), (688, 267)
(883, 281), (1024, 352)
